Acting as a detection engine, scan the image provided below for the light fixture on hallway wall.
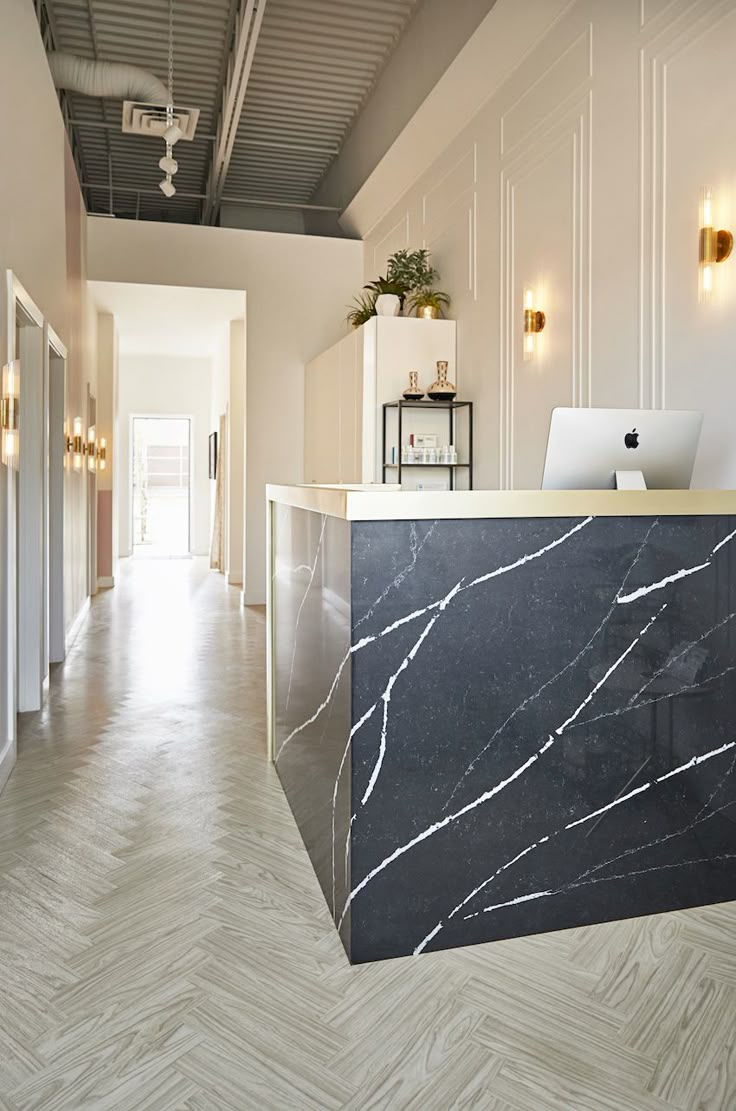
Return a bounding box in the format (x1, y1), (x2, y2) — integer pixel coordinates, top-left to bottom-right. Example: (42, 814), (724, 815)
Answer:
(67, 417), (85, 471)
(97, 437), (107, 471)
(1, 361), (20, 469)
(523, 286), (546, 360)
(699, 186), (732, 302)
(87, 425), (97, 473)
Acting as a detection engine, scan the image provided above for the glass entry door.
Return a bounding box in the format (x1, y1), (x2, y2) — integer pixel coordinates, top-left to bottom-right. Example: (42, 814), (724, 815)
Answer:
(132, 417), (191, 558)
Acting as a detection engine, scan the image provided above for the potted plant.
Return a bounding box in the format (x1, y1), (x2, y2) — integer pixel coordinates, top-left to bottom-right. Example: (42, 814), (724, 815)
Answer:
(347, 292), (377, 329)
(407, 288), (451, 320)
(386, 248), (438, 294)
(364, 276), (407, 317)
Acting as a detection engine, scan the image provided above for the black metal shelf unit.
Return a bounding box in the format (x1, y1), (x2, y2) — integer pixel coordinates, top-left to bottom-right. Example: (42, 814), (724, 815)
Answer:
(382, 399), (473, 490)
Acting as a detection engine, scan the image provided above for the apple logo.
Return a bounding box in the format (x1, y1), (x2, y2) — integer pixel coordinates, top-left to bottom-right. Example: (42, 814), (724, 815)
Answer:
(624, 428), (639, 450)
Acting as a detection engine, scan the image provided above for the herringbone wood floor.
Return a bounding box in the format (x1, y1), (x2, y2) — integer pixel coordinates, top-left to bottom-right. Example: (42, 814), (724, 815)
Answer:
(0, 558), (734, 1110)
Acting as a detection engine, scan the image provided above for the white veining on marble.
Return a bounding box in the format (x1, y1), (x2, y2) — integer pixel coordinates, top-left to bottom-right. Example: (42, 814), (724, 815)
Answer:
(467, 853), (736, 921)
(556, 751), (736, 896)
(285, 514), (327, 712)
(462, 516), (594, 592)
(279, 517), (594, 759)
(276, 647), (351, 759)
(617, 562), (711, 605)
(554, 603), (667, 734)
(454, 739), (736, 925)
(617, 523), (736, 605)
(353, 522), (437, 632)
(331, 702), (378, 913)
(336, 736), (557, 931)
(361, 579), (465, 807)
(341, 602), (667, 932)
(442, 521), (659, 811)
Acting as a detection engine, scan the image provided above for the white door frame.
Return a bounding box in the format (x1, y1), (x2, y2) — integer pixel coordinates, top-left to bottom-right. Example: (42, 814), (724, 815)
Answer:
(46, 323), (67, 666)
(1, 272), (44, 790)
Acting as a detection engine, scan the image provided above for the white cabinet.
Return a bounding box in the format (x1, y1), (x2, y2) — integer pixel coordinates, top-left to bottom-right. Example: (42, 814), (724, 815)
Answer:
(304, 317), (457, 486)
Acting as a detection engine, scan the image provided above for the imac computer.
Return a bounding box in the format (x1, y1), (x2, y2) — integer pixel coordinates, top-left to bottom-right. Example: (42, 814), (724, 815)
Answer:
(542, 407), (703, 491)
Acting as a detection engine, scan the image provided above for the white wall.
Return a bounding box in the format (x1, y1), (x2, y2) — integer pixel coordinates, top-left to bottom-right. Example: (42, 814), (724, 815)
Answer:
(87, 220), (363, 603)
(357, 0), (736, 492)
(118, 354), (213, 557)
(0, 0), (95, 791)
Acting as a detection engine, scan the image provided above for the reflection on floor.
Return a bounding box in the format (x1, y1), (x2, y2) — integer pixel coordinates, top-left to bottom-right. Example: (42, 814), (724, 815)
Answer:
(0, 557), (734, 1110)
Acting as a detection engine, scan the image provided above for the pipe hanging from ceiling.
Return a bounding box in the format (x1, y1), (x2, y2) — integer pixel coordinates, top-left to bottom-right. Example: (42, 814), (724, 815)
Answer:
(48, 52), (168, 105)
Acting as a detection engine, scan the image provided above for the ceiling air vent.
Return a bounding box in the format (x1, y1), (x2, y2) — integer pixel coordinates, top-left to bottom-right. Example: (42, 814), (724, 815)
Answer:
(121, 101), (200, 141)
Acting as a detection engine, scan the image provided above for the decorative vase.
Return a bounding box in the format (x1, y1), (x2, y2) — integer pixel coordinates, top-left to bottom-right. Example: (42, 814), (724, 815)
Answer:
(402, 370), (424, 400)
(417, 304), (440, 320)
(375, 293), (400, 317)
(427, 360), (456, 401)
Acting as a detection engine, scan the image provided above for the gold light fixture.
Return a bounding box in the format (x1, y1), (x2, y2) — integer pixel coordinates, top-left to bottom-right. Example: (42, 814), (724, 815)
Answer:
(523, 286), (546, 360)
(97, 437), (107, 471)
(87, 425), (97, 473)
(699, 186), (733, 302)
(1, 361), (20, 469)
(67, 416), (85, 471)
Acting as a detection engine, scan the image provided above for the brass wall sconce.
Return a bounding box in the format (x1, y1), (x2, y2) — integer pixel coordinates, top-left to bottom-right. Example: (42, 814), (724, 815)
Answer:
(97, 437), (107, 471)
(699, 186), (733, 301)
(87, 425), (96, 473)
(523, 286), (546, 360)
(67, 416), (85, 471)
(1, 361), (20, 470)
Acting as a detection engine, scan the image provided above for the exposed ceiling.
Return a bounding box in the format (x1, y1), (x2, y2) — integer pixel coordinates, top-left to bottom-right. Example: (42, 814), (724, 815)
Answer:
(89, 281), (245, 355)
(35, 0), (421, 227)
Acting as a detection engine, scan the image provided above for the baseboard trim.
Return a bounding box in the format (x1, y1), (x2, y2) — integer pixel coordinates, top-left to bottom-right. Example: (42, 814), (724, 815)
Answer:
(226, 572), (243, 587)
(97, 576), (114, 588)
(0, 736), (17, 796)
(65, 596), (91, 654)
(240, 589), (247, 608)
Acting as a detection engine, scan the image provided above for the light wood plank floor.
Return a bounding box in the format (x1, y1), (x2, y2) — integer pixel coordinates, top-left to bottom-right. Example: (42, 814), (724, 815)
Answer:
(0, 557), (734, 1110)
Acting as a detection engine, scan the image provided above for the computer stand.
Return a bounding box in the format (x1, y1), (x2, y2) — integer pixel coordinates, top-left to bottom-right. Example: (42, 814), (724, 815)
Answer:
(615, 470), (647, 490)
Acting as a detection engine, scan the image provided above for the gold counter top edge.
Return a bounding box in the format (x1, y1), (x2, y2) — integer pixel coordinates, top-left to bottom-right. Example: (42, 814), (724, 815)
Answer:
(266, 485), (736, 522)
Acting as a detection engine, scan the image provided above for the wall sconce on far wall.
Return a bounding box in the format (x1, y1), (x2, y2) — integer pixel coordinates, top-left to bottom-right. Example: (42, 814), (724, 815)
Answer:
(87, 425), (96, 473)
(699, 186), (733, 302)
(1, 361), (20, 470)
(97, 437), (107, 471)
(523, 286), (546, 360)
(67, 416), (85, 472)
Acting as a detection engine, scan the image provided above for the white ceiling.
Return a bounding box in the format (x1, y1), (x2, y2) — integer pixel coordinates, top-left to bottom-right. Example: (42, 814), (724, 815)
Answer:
(89, 281), (245, 356)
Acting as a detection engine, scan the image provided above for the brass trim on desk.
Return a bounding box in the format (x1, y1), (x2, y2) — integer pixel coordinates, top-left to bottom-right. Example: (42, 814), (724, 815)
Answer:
(267, 485), (736, 523)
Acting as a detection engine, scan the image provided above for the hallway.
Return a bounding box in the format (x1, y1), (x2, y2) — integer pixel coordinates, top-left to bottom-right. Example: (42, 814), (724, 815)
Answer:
(0, 561), (735, 1110)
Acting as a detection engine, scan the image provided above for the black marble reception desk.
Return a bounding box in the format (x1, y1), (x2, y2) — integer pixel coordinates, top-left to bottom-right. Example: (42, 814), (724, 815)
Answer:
(267, 485), (736, 963)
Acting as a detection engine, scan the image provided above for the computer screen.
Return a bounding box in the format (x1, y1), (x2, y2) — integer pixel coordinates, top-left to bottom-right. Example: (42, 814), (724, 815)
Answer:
(542, 407), (703, 490)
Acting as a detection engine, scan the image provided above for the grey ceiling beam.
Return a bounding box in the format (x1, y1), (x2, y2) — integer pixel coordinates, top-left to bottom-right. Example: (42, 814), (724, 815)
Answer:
(202, 0), (269, 225)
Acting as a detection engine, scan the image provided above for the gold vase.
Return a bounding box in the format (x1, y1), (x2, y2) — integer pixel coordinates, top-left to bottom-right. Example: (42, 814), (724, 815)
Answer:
(417, 304), (440, 320)
(427, 360), (456, 401)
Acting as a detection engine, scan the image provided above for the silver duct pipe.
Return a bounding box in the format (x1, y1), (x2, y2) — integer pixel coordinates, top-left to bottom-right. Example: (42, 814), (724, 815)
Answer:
(48, 52), (168, 105)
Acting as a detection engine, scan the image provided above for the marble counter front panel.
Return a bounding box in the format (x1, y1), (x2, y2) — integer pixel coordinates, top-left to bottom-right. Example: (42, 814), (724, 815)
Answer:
(273, 507), (736, 962)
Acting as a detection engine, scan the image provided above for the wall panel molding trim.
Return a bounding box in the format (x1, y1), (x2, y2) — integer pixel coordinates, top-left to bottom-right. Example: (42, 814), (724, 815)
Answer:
(499, 93), (592, 489)
(638, 0), (736, 410)
(340, 0), (572, 239)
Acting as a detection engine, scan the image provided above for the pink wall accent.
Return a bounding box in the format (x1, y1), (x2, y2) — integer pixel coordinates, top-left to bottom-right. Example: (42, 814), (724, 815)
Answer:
(97, 491), (113, 581)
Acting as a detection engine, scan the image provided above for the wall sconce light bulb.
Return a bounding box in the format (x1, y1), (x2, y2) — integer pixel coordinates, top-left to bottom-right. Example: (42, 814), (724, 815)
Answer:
(1, 360), (20, 469)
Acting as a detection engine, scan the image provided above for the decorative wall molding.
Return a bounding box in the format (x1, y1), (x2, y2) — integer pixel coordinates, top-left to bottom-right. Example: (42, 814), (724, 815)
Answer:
(501, 24), (592, 158)
(499, 94), (592, 489)
(422, 144), (477, 299)
(371, 212), (410, 275)
(638, 0), (736, 409)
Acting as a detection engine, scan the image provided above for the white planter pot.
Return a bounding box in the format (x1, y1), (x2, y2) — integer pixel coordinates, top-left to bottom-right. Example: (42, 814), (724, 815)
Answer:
(375, 293), (400, 317)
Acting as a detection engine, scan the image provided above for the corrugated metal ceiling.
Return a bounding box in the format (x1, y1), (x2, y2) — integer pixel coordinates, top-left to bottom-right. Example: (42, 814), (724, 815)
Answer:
(35, 0), (421, 225)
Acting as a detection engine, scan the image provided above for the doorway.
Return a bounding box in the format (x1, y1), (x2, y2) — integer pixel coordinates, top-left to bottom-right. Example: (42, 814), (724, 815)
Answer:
(131, 417), (191, 558)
